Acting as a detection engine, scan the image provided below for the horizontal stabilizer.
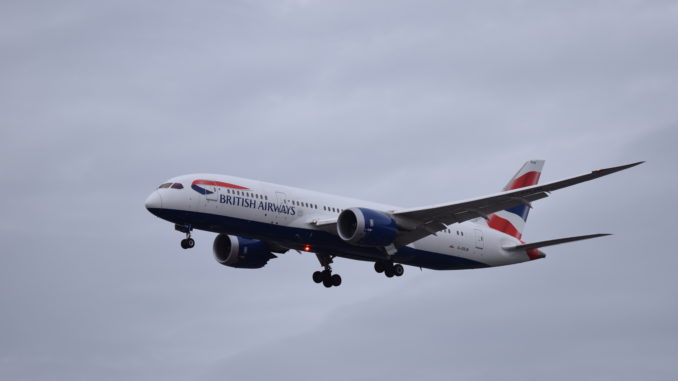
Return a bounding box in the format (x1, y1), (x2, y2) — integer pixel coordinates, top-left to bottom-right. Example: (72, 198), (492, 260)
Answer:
(503, 233), (611, 251)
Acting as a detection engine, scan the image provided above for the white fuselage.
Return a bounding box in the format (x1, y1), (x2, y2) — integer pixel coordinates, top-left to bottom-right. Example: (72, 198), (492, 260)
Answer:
(145, 174), (532, 270)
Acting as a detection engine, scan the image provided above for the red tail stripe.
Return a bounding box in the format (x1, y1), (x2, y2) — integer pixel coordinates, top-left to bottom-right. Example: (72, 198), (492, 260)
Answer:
(507, 171), (541, 190)
(526, 248), (541, 260)
(487, 214), (522, 240)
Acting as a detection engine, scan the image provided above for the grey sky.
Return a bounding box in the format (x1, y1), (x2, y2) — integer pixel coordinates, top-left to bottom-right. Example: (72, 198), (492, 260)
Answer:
(1, 1), (676, 380)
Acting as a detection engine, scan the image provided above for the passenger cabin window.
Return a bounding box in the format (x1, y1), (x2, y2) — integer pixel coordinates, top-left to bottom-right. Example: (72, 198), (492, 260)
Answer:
(171, 183), (184, 189)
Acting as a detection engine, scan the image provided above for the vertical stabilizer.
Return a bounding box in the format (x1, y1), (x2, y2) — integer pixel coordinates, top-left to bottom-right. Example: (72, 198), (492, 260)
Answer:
(487, 160), (545, 239)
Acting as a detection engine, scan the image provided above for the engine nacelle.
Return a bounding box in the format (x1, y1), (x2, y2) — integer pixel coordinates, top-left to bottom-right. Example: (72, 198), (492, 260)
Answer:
(212, 234), (276, 269)
(337, 207), (398, 246)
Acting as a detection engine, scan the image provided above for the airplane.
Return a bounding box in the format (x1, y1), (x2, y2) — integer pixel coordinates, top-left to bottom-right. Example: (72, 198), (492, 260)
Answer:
(145, 160), (642, 288)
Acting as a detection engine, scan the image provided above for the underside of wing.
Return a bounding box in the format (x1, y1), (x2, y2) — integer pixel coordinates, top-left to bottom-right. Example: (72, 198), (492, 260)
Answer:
(310, 218), (338, 233)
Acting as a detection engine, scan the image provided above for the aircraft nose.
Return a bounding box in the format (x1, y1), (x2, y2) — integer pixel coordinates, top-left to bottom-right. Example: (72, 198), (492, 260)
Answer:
(145, 191), (163, 210)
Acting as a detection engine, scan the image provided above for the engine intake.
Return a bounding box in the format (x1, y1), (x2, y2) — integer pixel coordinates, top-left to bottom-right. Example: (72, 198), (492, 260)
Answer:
(337, 207), (398, 246)
(213, 234), (276, 269)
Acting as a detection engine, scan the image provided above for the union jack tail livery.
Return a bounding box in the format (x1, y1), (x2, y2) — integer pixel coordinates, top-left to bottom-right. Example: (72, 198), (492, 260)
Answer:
(487, 160), (545, 239)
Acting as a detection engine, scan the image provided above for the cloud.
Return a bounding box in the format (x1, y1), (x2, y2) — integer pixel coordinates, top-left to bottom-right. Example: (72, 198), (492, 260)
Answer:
(0, 1), (676, 380)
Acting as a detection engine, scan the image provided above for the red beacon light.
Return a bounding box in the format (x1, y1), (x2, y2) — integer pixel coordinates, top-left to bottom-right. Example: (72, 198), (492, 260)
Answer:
(304, 244), (311, 252)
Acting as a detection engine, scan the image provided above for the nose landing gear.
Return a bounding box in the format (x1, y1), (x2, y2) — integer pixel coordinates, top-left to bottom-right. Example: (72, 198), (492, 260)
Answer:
(175, 224), (195, 249)
(313, 253), (342, 288)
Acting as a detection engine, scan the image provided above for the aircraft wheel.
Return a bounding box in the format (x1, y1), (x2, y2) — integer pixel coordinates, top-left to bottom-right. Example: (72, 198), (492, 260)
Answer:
(312, 271), (323, 284)
(393, 264), (404, 277)
(374, 262), (385, 273)
(384, 267), (394, 278)
(331, 274), (342, 287)
(323, 278), (333, 288)
(186, 238), (195, 248)
(180, 239), (188, 249)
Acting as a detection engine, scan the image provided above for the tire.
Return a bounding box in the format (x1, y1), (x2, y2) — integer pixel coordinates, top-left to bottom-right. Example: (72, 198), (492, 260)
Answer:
(384, 267), (394, 278)
(374, 262), (384, 273)
(393, 264), (404, 277)
(180, 239), (188, 249)
(312, 271), (323, 283)
(186, 238), (195, 248)
(323, 278), (332, 288)
(331, 274), (342, 287)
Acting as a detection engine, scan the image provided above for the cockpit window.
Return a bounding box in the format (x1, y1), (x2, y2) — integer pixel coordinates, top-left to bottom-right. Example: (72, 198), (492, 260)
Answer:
(158, 183), (172, 189)
(171, 183), (184, 189)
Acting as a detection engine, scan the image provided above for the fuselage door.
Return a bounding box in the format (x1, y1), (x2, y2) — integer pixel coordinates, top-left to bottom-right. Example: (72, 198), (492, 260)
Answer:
(474, 229), (484, 250)
(205, 185), (219, 202)
(202, 184), (220, 216)
(275, 191), (289, 224)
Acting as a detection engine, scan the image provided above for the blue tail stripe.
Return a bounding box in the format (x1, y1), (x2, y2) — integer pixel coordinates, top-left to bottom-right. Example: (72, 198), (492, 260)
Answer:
(505, 204), (530, 221)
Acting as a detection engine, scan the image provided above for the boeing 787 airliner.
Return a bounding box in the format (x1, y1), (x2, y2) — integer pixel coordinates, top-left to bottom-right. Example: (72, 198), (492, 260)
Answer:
(145, 161), (641, 288)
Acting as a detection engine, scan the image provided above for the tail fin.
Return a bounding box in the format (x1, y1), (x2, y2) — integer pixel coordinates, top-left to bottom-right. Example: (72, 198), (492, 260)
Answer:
(487, 160), (545, 239)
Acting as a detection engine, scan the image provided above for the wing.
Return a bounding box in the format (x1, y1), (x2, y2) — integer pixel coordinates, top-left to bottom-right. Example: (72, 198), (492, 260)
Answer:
(391, 161), (643, 246)
(307, 161), (642, 248)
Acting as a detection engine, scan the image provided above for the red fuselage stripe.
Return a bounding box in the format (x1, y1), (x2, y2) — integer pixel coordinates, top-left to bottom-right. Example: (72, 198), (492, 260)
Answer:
(192, 179), (250, 190)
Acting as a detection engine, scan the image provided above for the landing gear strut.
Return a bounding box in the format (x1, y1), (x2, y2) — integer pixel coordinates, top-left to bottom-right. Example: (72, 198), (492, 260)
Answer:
(176, 224), (195, 249)
(313, 253), (342, 288)
(374, 261), (404, 278)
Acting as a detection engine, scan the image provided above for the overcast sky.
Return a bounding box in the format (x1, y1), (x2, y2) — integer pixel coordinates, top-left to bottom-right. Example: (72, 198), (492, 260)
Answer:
(1, 1), (677, 380)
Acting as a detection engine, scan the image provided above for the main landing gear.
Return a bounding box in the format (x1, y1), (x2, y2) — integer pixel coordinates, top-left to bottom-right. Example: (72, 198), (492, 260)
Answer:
(374, 260), (404, 278)
(313, 253), (342, 288)
(180, 237), (195, 249)
(175, 224), (195, 249)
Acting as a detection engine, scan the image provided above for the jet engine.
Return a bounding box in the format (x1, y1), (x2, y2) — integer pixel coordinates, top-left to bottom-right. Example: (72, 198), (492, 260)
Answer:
(337, 207), (398, 246)
(213, 234), (276, 269)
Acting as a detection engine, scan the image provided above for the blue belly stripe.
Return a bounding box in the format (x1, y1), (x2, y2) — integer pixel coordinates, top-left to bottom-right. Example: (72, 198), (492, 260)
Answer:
(147, 208), (489, 270)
